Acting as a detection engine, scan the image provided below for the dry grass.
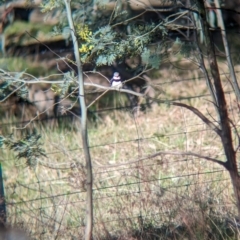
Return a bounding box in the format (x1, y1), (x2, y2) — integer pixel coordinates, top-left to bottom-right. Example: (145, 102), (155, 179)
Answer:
(1, 54), (240, 239)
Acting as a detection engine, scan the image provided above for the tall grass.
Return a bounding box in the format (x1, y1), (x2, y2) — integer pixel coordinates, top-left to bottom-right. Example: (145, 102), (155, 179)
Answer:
(1, 57), (240, 239)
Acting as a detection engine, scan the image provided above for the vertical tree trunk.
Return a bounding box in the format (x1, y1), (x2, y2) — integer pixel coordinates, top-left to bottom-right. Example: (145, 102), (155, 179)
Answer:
(197, 0), (240, 219)
(214, 0), (240, 100)
(229, 171), (240, 218)
(0, 163), (6, 227)
(64, 0), (93, 239)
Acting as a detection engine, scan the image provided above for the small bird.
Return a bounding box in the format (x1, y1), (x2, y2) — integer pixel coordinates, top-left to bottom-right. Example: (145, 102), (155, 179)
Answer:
(110, 72), (122, 89)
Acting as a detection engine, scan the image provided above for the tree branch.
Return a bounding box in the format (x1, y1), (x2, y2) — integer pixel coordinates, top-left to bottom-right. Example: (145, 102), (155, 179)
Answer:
(98, 150), (227, 169)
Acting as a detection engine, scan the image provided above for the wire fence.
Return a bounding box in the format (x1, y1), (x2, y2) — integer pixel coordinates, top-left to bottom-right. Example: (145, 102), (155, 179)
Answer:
(1, 40), (240, 238)
(0, 72), (239, 239)
(2, 2), (240, 238)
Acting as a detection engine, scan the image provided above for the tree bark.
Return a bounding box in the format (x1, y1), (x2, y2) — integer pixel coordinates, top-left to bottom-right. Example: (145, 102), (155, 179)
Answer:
(197, 0), (240, 219)
(64, 0), (93, 239)
(214, 0), (240, 101)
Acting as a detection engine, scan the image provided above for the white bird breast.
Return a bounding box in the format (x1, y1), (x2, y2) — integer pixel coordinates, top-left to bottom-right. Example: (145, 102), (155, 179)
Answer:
(111, 81), (123, 88)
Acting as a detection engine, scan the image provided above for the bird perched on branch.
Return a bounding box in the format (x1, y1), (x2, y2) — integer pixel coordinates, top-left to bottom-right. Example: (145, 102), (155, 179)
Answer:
(110, 72), (122, 89)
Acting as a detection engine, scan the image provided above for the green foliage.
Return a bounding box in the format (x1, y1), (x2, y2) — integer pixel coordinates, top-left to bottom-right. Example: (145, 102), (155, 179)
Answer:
(17, 85), (29, 100)
(141, 47), (161, 69)
(0, 81), (9, 89)
(77, 24), (94, 55)
(0, 75), (28, 100)
(80, 25), (116, 65)
(79, 23), (162, 68)
(0, 136), (4, 148)
(51, 71), (75, 97)
(1, 131), (46, 168)
(38, 0), (164, 68)
(41, 0), (64, 12)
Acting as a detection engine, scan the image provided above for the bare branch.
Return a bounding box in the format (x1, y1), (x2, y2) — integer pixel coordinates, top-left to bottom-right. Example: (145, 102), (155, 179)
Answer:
(98, 150), (227, 169)
(170, 101), (221, 136)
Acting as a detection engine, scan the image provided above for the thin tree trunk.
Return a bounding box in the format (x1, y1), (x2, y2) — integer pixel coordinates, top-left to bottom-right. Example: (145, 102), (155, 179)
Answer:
(229, 170), (240, 218)
(214, 0), (240, 101)
(197, 0), (240, 219)
(192, 14), (219, 117)
(64, 0), (93, 239)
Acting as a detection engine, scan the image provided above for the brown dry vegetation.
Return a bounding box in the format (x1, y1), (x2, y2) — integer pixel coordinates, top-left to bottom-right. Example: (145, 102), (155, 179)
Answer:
(1, 51), (240, 239)
(2, 0), (240, 238)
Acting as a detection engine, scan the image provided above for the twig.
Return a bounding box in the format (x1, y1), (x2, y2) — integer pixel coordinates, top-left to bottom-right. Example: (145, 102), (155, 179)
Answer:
(97, 150), (227, 169)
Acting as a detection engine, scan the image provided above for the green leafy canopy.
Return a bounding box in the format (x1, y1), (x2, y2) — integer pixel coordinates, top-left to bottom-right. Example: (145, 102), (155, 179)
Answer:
(80, 23), (163, 68)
